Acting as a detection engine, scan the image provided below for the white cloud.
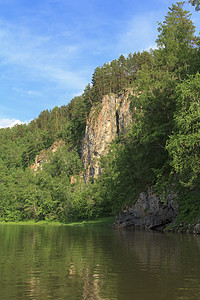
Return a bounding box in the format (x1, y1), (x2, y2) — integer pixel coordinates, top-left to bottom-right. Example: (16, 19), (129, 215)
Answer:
(0, 20), (88, 90)
(72, 89), (84, 98)
(145, 44), (158, 52)
(0, 118), (26, 128)
(118, 13), (158, 53)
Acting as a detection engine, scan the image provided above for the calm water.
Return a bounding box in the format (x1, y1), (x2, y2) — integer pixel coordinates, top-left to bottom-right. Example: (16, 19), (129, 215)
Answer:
(0, 225), (200, 300)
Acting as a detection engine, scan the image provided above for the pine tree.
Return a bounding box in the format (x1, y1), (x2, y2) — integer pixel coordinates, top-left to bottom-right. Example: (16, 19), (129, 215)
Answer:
(189, 0), (200, 10)
(156, 2), (197, 79)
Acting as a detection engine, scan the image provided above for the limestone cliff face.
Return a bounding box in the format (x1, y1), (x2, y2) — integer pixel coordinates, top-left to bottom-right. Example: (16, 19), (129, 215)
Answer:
(81, 90), (133, 181)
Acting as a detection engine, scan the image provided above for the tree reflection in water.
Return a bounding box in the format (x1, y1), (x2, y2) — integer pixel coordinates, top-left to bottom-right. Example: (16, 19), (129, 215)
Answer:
(0, 225), (200, 299)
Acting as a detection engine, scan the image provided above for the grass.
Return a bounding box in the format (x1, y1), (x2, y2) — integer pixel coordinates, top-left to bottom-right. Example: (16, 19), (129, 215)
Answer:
(0, 220), (62, 226)
(66, 216), (115, 227)
(0, 216), (115, 227)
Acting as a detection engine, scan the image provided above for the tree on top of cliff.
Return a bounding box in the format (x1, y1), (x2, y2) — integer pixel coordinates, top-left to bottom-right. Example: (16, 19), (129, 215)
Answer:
(189, 0), (200, 10)
(156, 1), (198, 79)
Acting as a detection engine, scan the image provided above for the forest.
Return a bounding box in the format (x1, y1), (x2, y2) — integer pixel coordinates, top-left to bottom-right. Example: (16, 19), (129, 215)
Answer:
(0, 1), (200, 224)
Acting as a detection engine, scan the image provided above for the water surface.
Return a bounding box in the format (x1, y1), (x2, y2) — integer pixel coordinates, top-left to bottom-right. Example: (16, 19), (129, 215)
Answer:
(0, 224), (200, 299)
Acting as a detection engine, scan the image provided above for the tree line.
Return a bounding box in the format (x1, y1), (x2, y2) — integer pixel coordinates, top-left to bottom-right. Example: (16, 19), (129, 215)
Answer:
(0, 1), (199, 224)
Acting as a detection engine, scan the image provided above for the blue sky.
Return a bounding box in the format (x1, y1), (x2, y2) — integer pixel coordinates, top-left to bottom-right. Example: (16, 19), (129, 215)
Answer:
(0, 0), (199, 128)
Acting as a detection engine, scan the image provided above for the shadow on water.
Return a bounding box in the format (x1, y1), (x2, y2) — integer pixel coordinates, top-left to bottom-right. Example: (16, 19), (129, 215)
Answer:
(0, 224), (200, 299)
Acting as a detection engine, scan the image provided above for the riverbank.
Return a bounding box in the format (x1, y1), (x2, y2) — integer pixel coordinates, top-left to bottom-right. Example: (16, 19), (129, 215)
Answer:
(1, 215), (199, 234)
(0, 216), (115, 227)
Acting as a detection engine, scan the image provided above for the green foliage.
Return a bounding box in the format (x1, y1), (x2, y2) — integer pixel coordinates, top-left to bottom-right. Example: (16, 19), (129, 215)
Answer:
(0, 2), (199, 224)
(189, 0), (200, 10)
(89, 2), (200, 221)
(156, 2), (198, 78)
(167, 73), (200, 187)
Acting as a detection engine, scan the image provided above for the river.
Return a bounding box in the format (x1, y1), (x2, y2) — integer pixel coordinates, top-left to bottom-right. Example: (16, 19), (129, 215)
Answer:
(0, 224), (200, 299)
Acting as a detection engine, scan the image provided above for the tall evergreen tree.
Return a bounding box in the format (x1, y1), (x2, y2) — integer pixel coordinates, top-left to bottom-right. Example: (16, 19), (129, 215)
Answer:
(189, 0), (200, 10)
(156, 2), (197, 79)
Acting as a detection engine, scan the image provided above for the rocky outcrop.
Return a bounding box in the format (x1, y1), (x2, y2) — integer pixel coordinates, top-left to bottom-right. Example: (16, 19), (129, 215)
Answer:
(193, 223), (200, 234)
(30, 140), (65, 172)
(113, 188), (178, 230)
(81, 90), (133, 181)
(80, 91), (200, 233)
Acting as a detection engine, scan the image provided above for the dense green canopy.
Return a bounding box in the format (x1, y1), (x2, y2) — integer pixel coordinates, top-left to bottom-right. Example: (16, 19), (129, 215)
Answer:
(0, 2), (199, 224)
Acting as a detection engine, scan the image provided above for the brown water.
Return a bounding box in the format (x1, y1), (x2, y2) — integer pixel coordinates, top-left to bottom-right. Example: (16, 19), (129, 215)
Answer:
(0, 224), (200, 300)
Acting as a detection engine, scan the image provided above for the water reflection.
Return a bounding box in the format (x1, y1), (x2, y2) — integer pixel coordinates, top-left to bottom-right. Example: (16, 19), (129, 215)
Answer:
(113, 229), (200, 300)
(0, 225), (200, 299)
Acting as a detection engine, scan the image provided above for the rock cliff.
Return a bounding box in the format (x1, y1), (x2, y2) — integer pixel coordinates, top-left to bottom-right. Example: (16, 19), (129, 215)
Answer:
(113, 188), (178, 230)
(81, 91), (181, 231)
(81, 90), (132, 181)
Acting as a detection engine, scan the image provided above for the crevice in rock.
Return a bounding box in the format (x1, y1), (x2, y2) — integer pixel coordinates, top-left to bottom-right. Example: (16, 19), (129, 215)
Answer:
(116, 110), (119, 136)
